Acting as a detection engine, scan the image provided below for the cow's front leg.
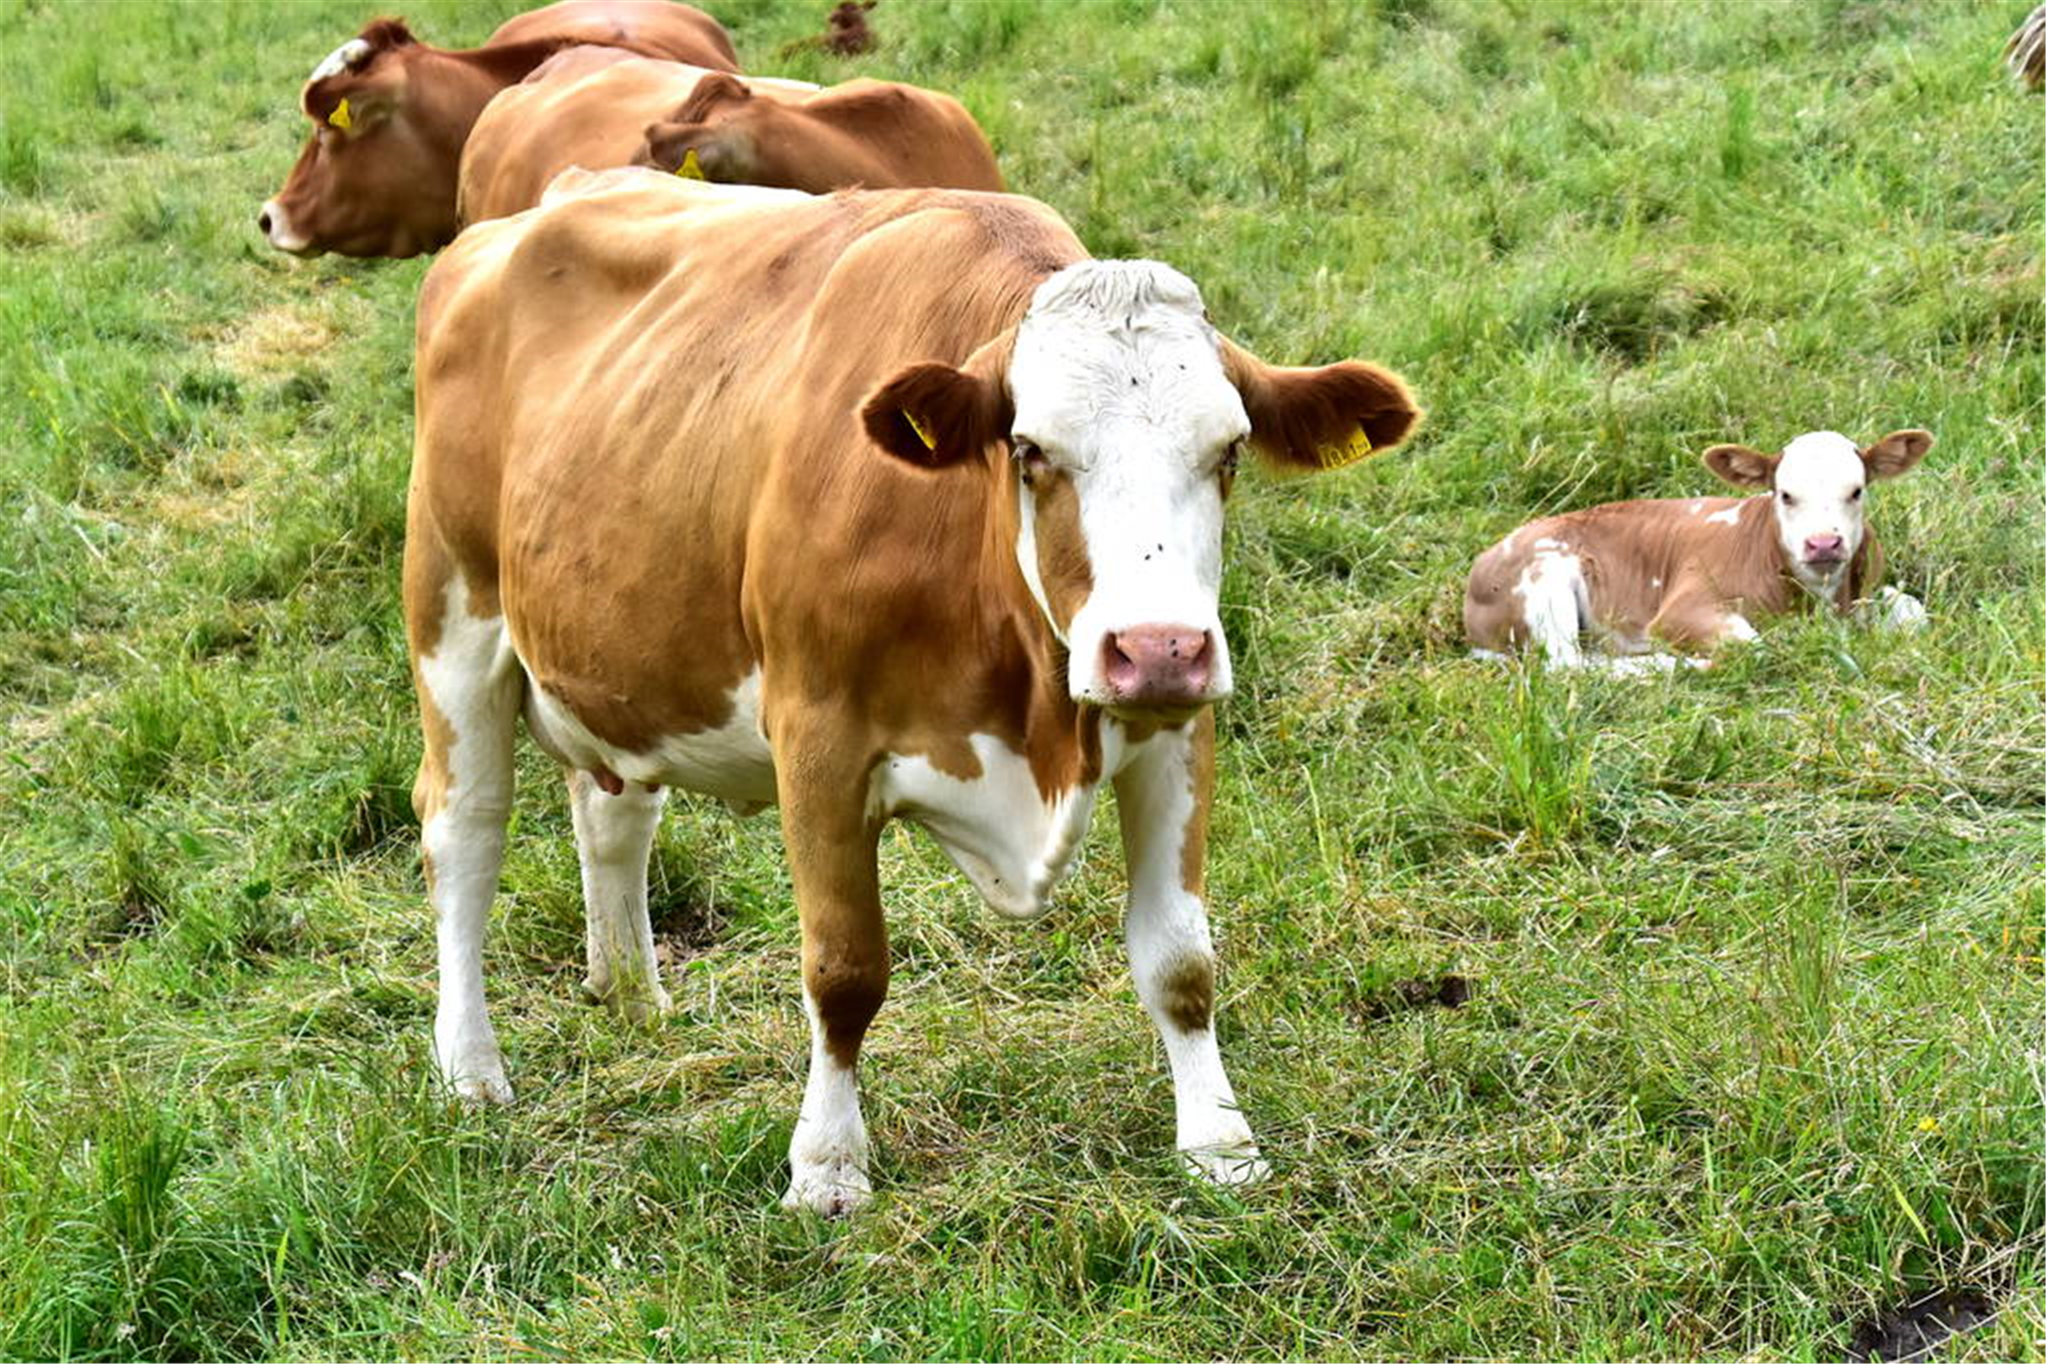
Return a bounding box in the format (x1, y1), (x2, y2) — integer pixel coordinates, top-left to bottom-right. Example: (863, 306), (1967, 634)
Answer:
(1114, 713), (1267, 1186)
(567, 769), (673, 1022)
(777, 763), (888, 1216)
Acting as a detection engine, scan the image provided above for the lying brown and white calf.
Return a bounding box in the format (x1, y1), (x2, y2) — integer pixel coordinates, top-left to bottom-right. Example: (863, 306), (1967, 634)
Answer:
(1465, 428), (1932, 667)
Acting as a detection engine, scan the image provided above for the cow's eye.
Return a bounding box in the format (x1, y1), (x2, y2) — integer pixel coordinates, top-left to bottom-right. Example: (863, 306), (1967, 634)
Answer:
(1779, 490), (1795, 506)
(1849, 486), (1863, 501)
(1012, 439), (1047, 486)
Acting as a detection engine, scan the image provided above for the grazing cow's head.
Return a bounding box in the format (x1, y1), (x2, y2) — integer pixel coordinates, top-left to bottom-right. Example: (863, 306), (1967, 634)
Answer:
(258, 20), (461, 258)
(863, 261), (1420, 719)
(1704, 428), (1933, 589)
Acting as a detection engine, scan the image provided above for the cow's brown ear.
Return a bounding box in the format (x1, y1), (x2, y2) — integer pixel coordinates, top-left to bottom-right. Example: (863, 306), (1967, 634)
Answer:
(1702, 444), (1778, 488)
(673, 71), (752, 124)
(1861, 428), (1932, 480)
(1222, 341), (1421, 475)
(357, 18), (417, 51)
(862, 361), (1009, 469)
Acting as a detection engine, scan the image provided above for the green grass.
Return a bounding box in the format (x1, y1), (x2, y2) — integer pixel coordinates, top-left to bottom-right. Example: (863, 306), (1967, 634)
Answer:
(1, 0), (2040, 1357)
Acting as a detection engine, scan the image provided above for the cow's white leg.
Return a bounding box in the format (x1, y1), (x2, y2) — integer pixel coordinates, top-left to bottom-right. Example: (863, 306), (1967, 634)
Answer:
(777, 760), (887, 1215)
(1114, 714), (1266, 1186)
(1864, 585), (1928, 631)
(412, 577), (522, 1105)
(567, 769), (672, 1022)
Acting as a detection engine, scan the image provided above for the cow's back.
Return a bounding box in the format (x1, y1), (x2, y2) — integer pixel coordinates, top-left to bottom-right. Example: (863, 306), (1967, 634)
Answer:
(414, 176), (1082, 749)
(486, 0), (738, 70)
(460, 55), (819, 224)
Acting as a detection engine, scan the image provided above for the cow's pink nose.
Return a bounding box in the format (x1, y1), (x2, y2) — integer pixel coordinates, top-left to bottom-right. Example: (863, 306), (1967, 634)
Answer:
(1804, 533), (1845, 561)
(1102, 625), (1213, 707)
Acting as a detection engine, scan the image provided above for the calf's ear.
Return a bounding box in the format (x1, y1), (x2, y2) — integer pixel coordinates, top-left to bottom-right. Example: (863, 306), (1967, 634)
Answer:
(862, 359), (1012, 470)
(1861, 428), (1932, 480)
(1221, 340), (1421, 475)
(1702, 443), (1778, 488)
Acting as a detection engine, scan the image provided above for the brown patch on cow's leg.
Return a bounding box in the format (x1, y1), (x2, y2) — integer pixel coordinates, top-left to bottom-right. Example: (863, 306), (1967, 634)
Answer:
(777, 752), (888, 1215)
(1157, 952), (1216, 1034)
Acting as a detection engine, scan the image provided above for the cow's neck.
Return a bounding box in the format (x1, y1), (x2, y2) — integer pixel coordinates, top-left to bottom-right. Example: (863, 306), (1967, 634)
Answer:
(416, 40), (571, 153)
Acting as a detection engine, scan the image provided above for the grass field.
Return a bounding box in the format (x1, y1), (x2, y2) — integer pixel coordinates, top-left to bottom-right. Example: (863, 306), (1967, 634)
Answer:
(1, 0), (2041, 1357)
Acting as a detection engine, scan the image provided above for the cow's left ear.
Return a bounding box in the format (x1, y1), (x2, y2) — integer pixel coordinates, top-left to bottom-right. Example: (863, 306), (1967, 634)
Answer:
(1221, 341), (1421, 474)
(305, 77), (396, 134)
(1861, 428), (1933, 480)
(862, 360), (1011, 469)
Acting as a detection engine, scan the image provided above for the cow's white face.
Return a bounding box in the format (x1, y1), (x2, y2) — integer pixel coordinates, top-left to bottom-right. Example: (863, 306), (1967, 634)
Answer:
(1007, 262), (1249, 714)
(1770, 431), (1870, 588)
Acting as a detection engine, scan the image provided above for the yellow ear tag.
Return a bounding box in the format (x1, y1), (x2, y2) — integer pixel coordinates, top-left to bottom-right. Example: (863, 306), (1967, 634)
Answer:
(1317, 427), (1372, 470)
(328, 97), (352, 131)
(903, 410), (936, 450)
(674, 148), (705, 180)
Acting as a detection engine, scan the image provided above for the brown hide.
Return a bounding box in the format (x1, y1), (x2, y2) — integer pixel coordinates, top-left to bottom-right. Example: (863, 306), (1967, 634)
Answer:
(633, 74), (1005, 193)
(261, 1), (736, 258)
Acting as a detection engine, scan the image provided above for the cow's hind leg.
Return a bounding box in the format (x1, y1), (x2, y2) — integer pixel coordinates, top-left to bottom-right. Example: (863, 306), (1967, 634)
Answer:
(776, 752), (887, 1216)
(568, 769), (673, 1022)
(411, 568), (523, 1105)
(1115, 714), (1267, 1186)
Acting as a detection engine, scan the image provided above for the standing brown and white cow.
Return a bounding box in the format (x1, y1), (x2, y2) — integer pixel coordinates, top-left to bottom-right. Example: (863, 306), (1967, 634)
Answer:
(257, 1), (736, 258)
(407, 174), (1420, 1213)
(1464, 428), (1932, 667)
(457, 51), (1001, 226)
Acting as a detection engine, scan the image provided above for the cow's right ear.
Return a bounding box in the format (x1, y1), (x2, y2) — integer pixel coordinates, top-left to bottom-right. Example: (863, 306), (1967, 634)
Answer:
(672, 71), (752, 123)
(1861, 428), (1933, 480)
(1702, 443), (1779, 488)
(862, 362), (1009, 469)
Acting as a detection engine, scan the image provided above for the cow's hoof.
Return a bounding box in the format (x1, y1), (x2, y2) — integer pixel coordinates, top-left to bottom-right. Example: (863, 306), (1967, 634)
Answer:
(450, 1068), (514, 1106)
(1183, 1143), (1269, 1187)
(580, 977), (674, 1023)
(782, 1166), (872, 1217)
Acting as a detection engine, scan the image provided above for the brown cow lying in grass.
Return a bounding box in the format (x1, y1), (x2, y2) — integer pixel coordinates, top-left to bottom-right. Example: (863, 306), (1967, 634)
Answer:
(1464, 428), (1932, 670)
(458, 50), (1001, 226)
(258, 1), (736, 258)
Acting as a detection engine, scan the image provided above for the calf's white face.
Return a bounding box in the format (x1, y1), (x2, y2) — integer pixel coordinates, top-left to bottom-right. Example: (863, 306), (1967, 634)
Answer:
(1704, 427), (1933, 592)
(1007, 262), (1248, 713)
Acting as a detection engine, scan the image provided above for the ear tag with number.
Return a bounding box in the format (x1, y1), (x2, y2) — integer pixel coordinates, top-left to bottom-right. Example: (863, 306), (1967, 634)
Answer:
(674, 148), (706, 180)
(903, 410), (936, 450)
(1316, 427), (1372, 470)
(328, 97), (352, 131)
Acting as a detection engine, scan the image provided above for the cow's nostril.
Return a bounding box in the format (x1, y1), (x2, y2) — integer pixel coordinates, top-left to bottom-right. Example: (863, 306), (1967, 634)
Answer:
(257, 210), (272, 235)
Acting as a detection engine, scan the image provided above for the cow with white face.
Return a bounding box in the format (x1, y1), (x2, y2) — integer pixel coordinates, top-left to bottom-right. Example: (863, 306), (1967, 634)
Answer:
(407, 175), (1420, 1214)
(1465, 427), (1933, 666)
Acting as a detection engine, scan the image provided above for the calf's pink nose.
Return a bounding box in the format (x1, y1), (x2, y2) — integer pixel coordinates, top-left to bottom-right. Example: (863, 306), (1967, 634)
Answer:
(1804, 533), (1844, 560)
(1103, 625), (1213, 706)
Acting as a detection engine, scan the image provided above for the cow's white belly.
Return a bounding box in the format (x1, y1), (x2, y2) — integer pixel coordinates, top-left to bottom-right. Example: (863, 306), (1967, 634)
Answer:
(522, 666), (778, 810)
(874, 725), (1133, 921)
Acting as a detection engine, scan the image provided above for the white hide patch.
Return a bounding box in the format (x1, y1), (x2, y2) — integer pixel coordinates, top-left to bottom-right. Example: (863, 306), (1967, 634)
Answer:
(310, 38), (372, 82)
(1705, 503), (1743, 526)
(522, 667), (778, 811)
(1720, 612), (1761, 643)
(870, 726), (1128, 919)
(1512, 549), (1589, 667)
(1007, 262), (1248, 705)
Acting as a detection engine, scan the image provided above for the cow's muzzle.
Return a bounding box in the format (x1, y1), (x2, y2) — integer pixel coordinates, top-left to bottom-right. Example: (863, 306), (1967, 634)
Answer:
(1100, 624), (1219, 711)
